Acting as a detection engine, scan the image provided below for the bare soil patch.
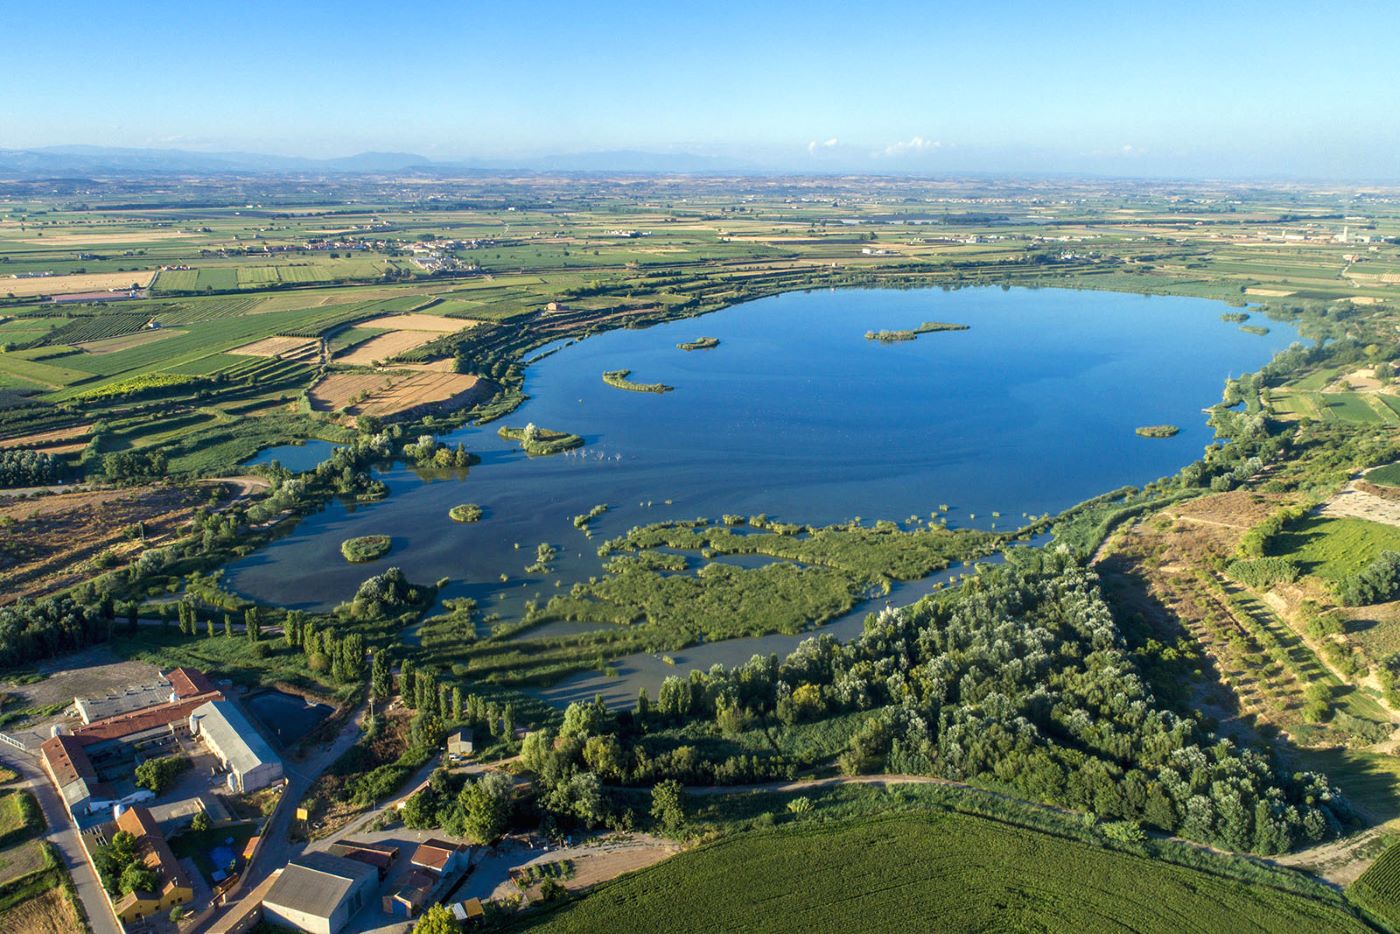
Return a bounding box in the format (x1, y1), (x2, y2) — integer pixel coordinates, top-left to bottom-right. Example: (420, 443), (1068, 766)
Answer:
(1321, 482), (1400, 528)
(0, 484), (212, 603)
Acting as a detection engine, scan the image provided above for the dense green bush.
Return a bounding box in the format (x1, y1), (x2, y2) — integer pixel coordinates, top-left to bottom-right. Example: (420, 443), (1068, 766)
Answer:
(1336, 551), (1400, 606)
(1225, 557), (1300, 589)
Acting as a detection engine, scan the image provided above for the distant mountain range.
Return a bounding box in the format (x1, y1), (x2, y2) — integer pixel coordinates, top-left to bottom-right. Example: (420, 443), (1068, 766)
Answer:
(0, 145), (757, 177)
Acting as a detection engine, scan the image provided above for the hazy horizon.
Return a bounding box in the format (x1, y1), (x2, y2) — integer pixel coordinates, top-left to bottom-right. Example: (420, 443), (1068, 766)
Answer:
(3, 0), (1399, 181)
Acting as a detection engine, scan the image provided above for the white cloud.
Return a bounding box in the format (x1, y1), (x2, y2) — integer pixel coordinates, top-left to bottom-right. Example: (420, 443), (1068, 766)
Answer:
(879, 136), (943, 157)
(807, 137), (839, 154)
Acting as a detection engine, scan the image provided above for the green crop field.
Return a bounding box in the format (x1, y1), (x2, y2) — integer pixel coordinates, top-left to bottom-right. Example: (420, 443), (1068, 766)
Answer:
(1367, 463), (1400, 487)
(519, 813), (1364, 934)
(1348, 841), (1400, 930)
(1274, 516), (1400, 581)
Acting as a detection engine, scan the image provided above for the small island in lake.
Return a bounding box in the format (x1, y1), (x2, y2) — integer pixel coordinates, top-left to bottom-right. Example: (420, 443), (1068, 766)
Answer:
(1220, 312), (1250, 323)
(865, 321), (970, 342)
(1135, 425), (1181, 438)
(677, 336), (720, 351)
(603, 369), (674, 393)
(341, 534), (391, 562)
(498, 423), (585, 455)
(449, 503), (484, 523)
(1240, 324), (1270, 336)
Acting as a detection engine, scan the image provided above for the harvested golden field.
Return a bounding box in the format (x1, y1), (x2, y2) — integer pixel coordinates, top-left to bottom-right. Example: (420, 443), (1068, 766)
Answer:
(0, 423), (90, 451)
(336, 331), (437, 365)
(358, 312), (476, 332)
(308, 372), (398, 411)
(0, 884), (82, 934)
(309, 371), (486, 419)
(1245, 287), (1296, 297)
(229, 335), (322, 358)
(353, 372), (485, 417)
(0, 484), (212, 603)
(333, 313), (476, 366)
(15, 229), (193, 246)
(0, 270), (154, 298)
(77, 328), (184, 354)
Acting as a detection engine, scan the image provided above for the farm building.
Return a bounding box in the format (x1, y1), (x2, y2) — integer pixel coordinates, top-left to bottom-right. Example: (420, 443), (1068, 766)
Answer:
(447, 729), (474, 758)
(263, 851), (378, 934)
(411, 838), (470, 875)
(41, 669), (223, 821)
(189, 699), (283, 793)
(385, 839), (472, 917)
(327, 840), (399, 880)
(110, 805), (195, 925)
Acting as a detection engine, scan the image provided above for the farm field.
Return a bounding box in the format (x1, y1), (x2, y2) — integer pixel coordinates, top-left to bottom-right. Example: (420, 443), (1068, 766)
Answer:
(518, 813), (1366, 933)
(1273, 516), (1400, 581)
(309, 370), (486, 419)
(0, 269), (153, 298)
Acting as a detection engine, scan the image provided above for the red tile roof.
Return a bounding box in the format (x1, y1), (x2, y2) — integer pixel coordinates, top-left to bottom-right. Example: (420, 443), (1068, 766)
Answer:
(115, 805), (192, 894)
(410, 839), (462, 872)
(40, 734), (98, 785)
(73, 691), (221, 742)
(166, 667), (216, 699)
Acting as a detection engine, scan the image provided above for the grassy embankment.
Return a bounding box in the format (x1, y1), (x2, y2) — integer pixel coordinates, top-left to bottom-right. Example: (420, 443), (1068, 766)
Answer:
(864, 320), (969, 342)
(602, 369), (673, 393)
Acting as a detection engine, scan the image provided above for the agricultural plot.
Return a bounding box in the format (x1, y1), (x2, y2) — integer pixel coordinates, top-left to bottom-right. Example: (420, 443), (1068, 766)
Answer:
(228, 335), (322, 359)
(1348, 840), (1400, 930)
(77, 328), (184, 354)
(523, 813), (1366, 934)
(0, 270), (153, 298)
(333, 312), (474, 366)
(309, 371), (486, 419)
(1273, 516), (1400, 582)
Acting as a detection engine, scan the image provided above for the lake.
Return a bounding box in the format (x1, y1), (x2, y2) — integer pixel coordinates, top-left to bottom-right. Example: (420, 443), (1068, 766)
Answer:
(225, 286), (1296, 637)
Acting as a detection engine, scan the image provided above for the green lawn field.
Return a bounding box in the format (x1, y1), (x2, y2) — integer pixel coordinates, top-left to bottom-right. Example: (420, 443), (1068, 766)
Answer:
(1274, 516), (1400, 581)
(517, 813), (1364, 934)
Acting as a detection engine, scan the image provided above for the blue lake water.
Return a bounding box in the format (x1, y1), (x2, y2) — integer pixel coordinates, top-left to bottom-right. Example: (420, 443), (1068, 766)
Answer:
(225, 287), (1297, 635)
(241, 439), (341, 473)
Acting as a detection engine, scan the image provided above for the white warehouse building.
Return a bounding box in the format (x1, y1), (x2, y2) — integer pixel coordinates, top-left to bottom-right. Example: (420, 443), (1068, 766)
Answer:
(189, 699), (283, 793)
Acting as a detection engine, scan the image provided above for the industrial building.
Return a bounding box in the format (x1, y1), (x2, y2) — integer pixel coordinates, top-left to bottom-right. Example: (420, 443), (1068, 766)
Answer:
(189, 699), (284, 793)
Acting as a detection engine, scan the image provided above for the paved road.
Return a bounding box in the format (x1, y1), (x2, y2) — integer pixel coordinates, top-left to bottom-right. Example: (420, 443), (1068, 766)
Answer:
(197, 703), (368, 933)
(0, 745), (121, 934)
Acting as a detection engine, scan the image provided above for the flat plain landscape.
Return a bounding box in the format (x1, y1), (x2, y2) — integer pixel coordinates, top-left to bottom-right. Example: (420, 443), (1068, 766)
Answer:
(2, 172), (1400, 933)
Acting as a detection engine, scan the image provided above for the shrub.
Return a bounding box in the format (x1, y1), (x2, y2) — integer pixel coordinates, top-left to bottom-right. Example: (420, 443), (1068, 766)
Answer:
(341, 535), (392, 563)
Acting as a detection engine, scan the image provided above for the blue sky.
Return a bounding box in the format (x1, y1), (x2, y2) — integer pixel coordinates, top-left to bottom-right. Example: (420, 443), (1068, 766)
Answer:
(3, 0), (1398, 179)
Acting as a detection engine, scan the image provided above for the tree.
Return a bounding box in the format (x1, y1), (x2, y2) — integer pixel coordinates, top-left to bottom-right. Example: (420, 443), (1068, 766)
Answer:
(119, 861), (159, 896)
(372, 651), (392, 701)
(458, 771), (513, 843)
(399, 658), (416, 704)
(190, 809), (211, 833)
(245, 606), (261, 642)
(134, 755), (190, 795)
(650, 779), (686, 832)
(413, 904), (457, 934)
